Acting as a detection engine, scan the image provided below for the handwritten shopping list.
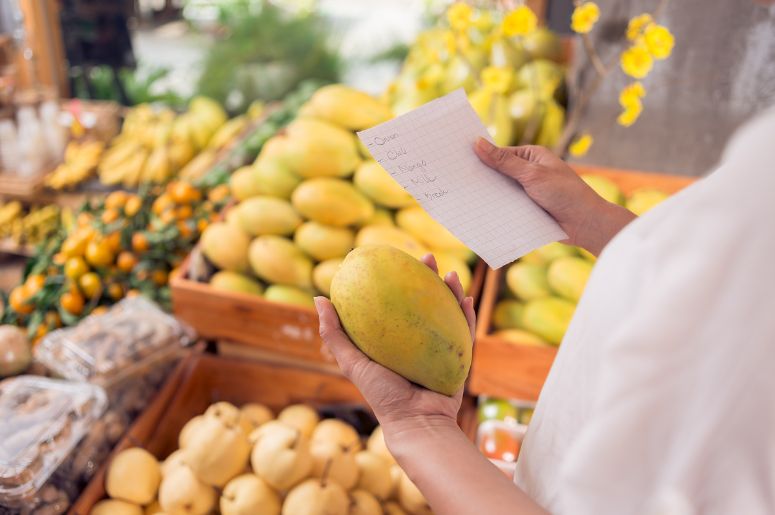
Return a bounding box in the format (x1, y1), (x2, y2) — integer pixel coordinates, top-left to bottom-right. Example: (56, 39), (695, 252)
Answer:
(357, 89), (567, 269)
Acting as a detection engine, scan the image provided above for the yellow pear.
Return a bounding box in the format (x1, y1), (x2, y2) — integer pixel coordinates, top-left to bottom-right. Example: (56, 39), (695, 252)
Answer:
(278, 404), (320, 438)
(349, 490), (382, 515)
(397, 471), (432, 515)
(282, 478), (349, 515)
(310, 441), (359, 490)
(161, 449), (187, 477)
(354, 451), (393, 500)
(383, 501), (409, 515)
(178, 415), (204, 448)
(367, 427), (395, 466)
(158, 465), (216, 515)
(220, 474), (281, 515)
(144, 500), (164, 515)
(90, 499), (143, 515)
(251, 422), (313, 491)
(106, 447), (161, 505)
(311, 419), (362, 453)
(239, 403), (274, 434)
(183, 414), (251, 487)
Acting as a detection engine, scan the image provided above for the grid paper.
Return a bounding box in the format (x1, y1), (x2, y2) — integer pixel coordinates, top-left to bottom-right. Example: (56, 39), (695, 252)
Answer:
(357, 89), (567, 269)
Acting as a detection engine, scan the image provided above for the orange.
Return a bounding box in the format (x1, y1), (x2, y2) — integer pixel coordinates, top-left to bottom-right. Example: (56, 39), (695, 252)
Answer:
(105, 232), (122, 254)
(105, 191), (128, 210)
(152, 194), (173, 215)
(64, 257), (89, 280)
(53, 252), (67, 266)
(175, 205), (193, 220)
(107, 283), (124, 301)
(33, 325), (48, 342)
(151, 269), (168, 286)
(61, 236), (88, 258)
(159, 210), (176, 225)
(9, 286), (33, 315)
(126, 289), (141, 298)
(85, 239), (114, 267)
(116, 251), (137, 273)
(101, 208), (120, 225)
(208, 184), (230, 203)
(60, 290), (85, 315)
(44, 311), (62, 328)
(197, 219), (209, 233)
(77, 212), (93, 227)
(170, 182), (201, 204)
(124, 195), (143, 217)
(79, 272), (102, 298)
(177, 221), (193, 238)
(91, 306), (109, 316)
(25, 275), (46, 296)
(131, 233), (149, 253)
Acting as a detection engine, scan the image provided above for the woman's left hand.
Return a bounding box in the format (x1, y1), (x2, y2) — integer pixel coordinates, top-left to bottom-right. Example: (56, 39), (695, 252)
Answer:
(314, 254), (476, 434)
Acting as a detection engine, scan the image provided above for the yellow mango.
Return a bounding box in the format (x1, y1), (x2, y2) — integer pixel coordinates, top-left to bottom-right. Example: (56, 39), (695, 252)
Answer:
(294, 222), (354, 261)
(355, 226), (428, 260)
(522, 297), (576, 345)
(547, 256), (593, 302)
(358, 208), (394, 228)
(248, 236), (313, 289)
(505, 262), (551, 300)
(201, 222), (251, 273)
(519, 242), (578, 265)
(354, 161), (415, 208)
(395, 207), (468, 252)
(313, 258), (342, 297)
(210, 271), (263, 296)
(299, 84), (393, 130)
(492, 299), (524, 330)
(229, 166), (261, 201)
(433, 252), (472, 294)
(264, 285), (315, 308)
(626, 188), (669, 216)
(331, 246), (472, 395)
(292, 178), (374, 227)
(235, 196), (301, 236)
(493, 329), (549, 347)
(251, 159), (301, 199)
(582, 175), (624, 205)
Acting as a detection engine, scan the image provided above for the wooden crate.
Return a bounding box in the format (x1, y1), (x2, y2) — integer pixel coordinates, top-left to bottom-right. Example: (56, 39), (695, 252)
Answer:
(171, 257), (486, 372)
(468, 166), (695, 401)
(70, 352), (478, 514)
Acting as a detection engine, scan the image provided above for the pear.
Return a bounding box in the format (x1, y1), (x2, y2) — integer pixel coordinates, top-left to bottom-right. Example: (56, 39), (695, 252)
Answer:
(397, 471), (432, 515)
(220, 474), (281, 515)
(383, 501), (409, 515)
(311, 419), (362, 453)
(251, 422), (313, 490)
(310, 441), (359, 490)
(349, 490), (382, 515)
(161, 449), (187, 477)
(389, 465), (402, 500)
(106, 447), (161, 505)
(144, 500), (164, 515)
(183, 414), (251, 487)
(278, 404), (319, 438)
(239, 403), (274, 434)
(90, 499), (143, 515)
(158, 465), (216, 515)
(354, 451), (392, 500)
(205, 401), (242, 427)
(367, 427), (395, 466)
(178, 415), (204, 448)
(282, 478), (349, 515)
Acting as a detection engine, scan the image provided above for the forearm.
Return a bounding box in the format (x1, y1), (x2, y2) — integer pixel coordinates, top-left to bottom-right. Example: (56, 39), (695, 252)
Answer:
(577, 202), (637, 256)
(385, 417), (548, 515)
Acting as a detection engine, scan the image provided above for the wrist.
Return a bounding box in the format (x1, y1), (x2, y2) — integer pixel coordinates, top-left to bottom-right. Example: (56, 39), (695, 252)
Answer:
(380, 414), (461, 460)
(577, 201), (636, 256)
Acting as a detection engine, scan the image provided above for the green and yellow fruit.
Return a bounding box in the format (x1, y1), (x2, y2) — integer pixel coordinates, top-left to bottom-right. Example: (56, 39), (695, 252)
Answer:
(493, 329), (548, 347)
(236, 196), (302, 237)
(355, 226), (428, 260)
(506, 262), (551, 300)
(229, 166), (262, 201)
(547, 256), (593, 302)
(522, 297), (575, 345)
(354, 161), (415, 209)
(210, 271), (263, 296)
(395, 207), (468, 253)
(251, 160), (301, 200)
(626, 188), (669, 216)
(201, 222), (251, 273)
(248, 236), (313, 289)
(312, 259), (342, 297)
(292, 178), (374, 227)
(294, 222), (354, 261)
(433, 252), (472, 293)
(264, 285), (315, 308)
(299, 84), (393, 130)
(492, 299), (524, 330)
(582, 175), (624, 205)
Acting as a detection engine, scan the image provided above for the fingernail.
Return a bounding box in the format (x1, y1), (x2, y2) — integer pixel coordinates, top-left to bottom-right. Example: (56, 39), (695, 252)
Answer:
(446, 271), (458, 281)
(313, 296), (324, 314)
(476, 137), (495, 153)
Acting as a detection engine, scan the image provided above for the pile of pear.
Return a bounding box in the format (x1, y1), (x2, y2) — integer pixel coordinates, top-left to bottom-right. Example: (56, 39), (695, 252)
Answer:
(200, 84), (476, 308)
(492, 175), (669, 346)
(91, 402), (434, 515)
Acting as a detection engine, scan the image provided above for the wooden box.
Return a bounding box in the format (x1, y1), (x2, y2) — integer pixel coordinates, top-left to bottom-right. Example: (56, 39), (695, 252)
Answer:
(70, 352), (477, 514)
(171, 256), (486, 372)
(468, 165), (695, 401)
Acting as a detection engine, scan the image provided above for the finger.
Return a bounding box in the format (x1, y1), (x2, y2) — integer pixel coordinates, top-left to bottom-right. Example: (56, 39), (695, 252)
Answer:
(314, 297), (370, 375)
(444, 271), (465, 304)
(421, 253), (439, 274)
(474, 138), (532, 182)
(462, 296), (476, 341)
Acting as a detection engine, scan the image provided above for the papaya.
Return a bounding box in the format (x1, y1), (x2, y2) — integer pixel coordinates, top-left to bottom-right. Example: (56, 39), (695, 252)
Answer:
(505, 262), (551, 300)
(248, 236), (313, 289)
(492, 300), (524, 330)
(355, 226), (428, 260)
(292, 178), (374, 227)
(235, 196), (301, 237)
(581, 175), (624, 205)
(331, 245), (472, 395)
(210, 271), (263, 296)
(522, 297), (576, 345)
(294, 222), (354, 261)
(354, 161), (416, 208)
(547, 257), (593, 302)
(626, 188), (669, 216)
(264, 285), (315, 308)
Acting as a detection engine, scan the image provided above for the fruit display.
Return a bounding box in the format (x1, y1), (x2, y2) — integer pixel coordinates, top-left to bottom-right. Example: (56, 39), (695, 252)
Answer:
(384, 4), (566, 147)
(96, 97), (229, 188)
(0, 203), (62, 250)
(331, 245), (472, 396)
(489, 175), (670, 346)
(45, 140), (105, 190)
(197, 84), (477, 308)
(92, 401), (433, 515)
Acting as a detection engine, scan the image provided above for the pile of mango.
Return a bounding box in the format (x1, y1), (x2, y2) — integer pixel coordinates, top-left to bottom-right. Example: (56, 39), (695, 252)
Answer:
(96, 97), (241, 188)
(199, 84), (476, 308)
(384, 5), (566, 148)
(492, 175), (668, 347)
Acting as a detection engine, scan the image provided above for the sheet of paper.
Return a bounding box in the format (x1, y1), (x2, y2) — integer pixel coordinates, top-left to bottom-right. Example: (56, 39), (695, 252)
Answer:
(357, 89), (567, 269)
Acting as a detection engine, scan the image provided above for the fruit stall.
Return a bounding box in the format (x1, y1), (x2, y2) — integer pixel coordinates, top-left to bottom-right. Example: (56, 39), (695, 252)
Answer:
(0, 1), (739, 514)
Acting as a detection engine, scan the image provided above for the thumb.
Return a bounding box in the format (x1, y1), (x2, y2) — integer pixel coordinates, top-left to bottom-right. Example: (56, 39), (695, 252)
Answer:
(314, 296), (368, 375)
(474, 138), (533, 183)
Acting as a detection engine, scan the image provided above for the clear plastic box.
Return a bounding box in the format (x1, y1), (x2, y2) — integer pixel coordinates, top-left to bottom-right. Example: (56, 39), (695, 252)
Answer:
(34, 297), (195, 388)
(476, 420), (528, 480)
(0, 376), (107, 508)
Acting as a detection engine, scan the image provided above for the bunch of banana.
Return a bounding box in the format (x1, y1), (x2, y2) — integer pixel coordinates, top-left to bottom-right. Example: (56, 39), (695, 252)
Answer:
(7, 205), (61, 246)
(97, 97), (228, 188)
(46, 140), (105, 190)
(0, 201), (23, 238)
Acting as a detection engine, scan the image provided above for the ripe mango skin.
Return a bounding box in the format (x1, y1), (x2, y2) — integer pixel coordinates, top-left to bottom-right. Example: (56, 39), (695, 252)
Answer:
(330, 245), (472, 396)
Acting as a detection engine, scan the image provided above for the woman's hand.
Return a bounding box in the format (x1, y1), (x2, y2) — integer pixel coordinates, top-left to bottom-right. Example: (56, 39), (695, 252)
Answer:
(474, 138), (636, 256)
(314, 254), (475, 441)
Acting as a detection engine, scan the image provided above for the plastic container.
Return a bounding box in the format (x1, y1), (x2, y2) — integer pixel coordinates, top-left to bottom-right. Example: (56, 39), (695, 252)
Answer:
(476, 420), (528, 480)
(35, 297), (195, 388)
(0, 376), (107, 508)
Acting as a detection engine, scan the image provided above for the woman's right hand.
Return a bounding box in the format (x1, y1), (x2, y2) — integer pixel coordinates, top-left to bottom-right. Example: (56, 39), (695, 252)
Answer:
(474, 138), (636, 256)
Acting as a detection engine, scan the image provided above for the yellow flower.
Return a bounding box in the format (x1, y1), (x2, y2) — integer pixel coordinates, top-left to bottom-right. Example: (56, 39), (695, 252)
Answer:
(626, 14), (653, 41)
(618, 81), (646, 108)
(474, 11), (494, 32)
(447, 2), (473, 32)
(617, 101), (643, 127)
(644, 24), (675, 60)
(571, 2), (600, 34)
(502, 6), (538, 37)
(620, 44), (653, 79)
(442, 30), (457, 56)
(481, 66), (513, 94)
(569, 133), (593, 157)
